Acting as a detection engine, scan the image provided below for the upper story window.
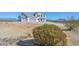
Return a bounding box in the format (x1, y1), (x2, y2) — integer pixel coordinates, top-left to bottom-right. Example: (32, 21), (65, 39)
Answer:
(36, 14), (43, 17)
(37, 15), (41, 17)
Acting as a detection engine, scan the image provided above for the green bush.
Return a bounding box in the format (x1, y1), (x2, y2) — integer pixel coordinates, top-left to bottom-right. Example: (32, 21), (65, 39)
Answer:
(33, 24), (67, 46)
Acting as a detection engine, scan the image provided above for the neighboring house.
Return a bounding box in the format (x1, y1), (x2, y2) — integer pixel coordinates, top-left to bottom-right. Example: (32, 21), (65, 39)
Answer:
(18, 12), (46, 23)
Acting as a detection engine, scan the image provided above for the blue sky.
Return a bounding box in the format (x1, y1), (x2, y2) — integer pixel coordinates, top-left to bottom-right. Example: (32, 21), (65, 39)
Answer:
(0, 12), (79, 20)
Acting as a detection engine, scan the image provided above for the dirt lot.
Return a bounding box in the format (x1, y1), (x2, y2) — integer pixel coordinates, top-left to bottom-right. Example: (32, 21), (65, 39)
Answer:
(0, 22), (43, 45)
(47, 22), (79, 46)
(0, 22), (79, 46)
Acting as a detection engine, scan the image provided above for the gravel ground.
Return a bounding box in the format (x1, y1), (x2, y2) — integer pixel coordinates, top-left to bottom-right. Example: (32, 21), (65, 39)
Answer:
(65, 31), (79, 46)
(47, 22), (79, 46)
(0, 22), (79, 46)
(0, 22), (43, 46)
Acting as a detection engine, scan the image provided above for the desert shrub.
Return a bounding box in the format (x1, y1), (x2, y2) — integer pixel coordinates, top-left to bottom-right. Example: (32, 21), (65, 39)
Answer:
(64, 18), (79, 31)
(33, 24), (67, 46)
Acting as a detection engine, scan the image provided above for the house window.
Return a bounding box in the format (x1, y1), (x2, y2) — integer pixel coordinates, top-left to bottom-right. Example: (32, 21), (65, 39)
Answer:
(37, 15), (40, 17)
(41, 15), (43, 17)
(38, 18), (42, 22)
(40, 19), (42, 21)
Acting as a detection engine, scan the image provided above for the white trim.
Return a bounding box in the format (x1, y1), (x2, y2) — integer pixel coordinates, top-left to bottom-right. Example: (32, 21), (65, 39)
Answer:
(27, 18), (30, 22)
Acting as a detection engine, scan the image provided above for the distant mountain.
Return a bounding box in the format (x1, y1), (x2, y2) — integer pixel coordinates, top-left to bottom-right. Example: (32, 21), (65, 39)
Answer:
(57, 18), (66, 21)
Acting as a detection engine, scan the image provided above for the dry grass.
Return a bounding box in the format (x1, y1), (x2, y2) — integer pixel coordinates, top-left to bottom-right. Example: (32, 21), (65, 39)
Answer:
(0, 22), (65, 45)
(0, 22), (42, 40)
(0, 22), (64, 40)
(0, 22), (44, 45)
